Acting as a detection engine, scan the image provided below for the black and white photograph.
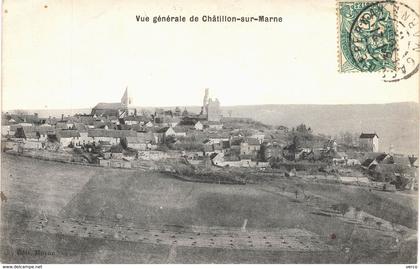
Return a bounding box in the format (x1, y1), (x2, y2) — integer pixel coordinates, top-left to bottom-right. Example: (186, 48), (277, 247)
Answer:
(1, 0), (419, 267)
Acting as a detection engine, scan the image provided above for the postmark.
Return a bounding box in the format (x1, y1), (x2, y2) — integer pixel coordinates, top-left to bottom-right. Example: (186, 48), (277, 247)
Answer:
(382, 1), (419, 82)
(338, 0), (398, 72)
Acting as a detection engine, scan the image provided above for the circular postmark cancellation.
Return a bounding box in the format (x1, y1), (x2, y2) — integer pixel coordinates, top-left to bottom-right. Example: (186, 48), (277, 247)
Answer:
(338, 0), (419, 81)
(382, 1), (419, 82)
(349, 1), (397, 72)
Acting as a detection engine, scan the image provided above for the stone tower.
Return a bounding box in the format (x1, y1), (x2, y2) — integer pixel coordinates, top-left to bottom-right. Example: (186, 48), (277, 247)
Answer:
(202, 88), (209, 115)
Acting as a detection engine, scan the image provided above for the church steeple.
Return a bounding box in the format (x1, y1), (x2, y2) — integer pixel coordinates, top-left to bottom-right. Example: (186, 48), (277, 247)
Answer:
(120, 86), (133, 109)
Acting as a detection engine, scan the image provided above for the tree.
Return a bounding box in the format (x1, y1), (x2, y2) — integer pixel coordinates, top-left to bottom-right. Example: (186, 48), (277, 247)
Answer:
(296, 124), (309, 133)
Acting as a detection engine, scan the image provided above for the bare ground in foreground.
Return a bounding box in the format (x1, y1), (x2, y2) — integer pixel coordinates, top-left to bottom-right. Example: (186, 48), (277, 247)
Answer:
(1, 154), (417, 263)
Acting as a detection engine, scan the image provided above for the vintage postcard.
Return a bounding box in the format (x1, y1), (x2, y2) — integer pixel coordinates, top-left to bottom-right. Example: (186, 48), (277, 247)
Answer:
(1, 0), (419, 266)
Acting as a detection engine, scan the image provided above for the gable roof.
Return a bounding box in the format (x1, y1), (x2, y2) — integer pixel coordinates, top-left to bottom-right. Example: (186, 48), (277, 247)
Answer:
(360, 133), (379, 139)
(93, 102), (123, 110)
(173, 126), (188, 133)
(10, 125), (54, 134)
(56, 130), (81, 138)
(88, 129), (137, 138)
(156, 127), (174, 133)
(126, 134), (153, 144)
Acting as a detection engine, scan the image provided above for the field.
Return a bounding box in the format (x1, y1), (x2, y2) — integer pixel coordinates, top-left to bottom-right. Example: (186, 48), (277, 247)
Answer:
(1, 154), (417, 263)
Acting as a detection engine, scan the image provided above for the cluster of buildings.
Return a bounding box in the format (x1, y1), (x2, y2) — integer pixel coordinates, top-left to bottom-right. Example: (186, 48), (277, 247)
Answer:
(2, 87), (416, 179)
(2, 88), (268, 167)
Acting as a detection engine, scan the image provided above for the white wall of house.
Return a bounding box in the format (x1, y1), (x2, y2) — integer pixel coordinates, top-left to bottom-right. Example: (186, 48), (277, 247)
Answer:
(240, 143), (260, 155)
(23, 140), (43, 149)
(79, 132), (93, 145)
(60, 137), (74, 147)
(372, 136), (379, 152)
(128, 142), (149, 151)
(39, 134), (48, 142)
(207, 124), (223, 130)
(91, 136), (120, 145)
(360, 137), (379, 152)
(19, 123), (33, 127)
(125, 120), (138, 125)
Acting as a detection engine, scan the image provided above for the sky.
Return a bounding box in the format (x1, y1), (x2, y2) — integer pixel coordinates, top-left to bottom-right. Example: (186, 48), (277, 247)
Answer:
(1, 0), (419, 110)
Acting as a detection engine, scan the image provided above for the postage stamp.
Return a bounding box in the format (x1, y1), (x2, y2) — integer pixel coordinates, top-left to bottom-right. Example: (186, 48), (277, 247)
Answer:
(337, 0), (398, 72)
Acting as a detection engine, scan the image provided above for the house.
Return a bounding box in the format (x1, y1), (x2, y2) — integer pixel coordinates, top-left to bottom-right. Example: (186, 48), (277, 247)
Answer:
(110, 145), (124, 159)
(123, 116), (139, 125)
(56, 130), (81, 147)
(361, 153), (393, 169)
(359, 133), (379, 152)
(240, 137), (261, 155)
(251, 133), (265, 144)
(56, 122), (70, 130)
(204, 121), (223, 130)
(18, 122), (33, 127)
(179, 117), (201, 130)
(145, 121), (154, 128)
(203, 143), (214, 155)
(73, 123), (92, 145)
(173, 126), (187, 137)
(123, 133), (154, 150)
(194, 121), (203, 131)
(36, 127), (53, 142)
(210, 152), (225, 166)
(153, 127), (176, 143)
(87, 129), (137, 146)
(22, 131), (44, 149)
(5, 113), (42, 125)
(213, 141), (224, 153)
(79, 131), (92, 145)
(239, 156), (254, 167)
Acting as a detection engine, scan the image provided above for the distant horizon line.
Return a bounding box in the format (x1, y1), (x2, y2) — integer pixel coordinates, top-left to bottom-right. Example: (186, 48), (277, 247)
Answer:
(2, 101), (419, 112)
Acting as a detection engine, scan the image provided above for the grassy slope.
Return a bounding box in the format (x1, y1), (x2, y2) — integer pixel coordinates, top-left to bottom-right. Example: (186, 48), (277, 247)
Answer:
(1, 155), (418, 263)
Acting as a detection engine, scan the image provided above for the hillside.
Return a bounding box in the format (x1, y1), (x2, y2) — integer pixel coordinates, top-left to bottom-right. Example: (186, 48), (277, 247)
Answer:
(223, 102), (419, 155)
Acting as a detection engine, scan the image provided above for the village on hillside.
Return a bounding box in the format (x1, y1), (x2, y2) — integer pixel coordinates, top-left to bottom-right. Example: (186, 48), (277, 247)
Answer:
(1, 88), (418, 191)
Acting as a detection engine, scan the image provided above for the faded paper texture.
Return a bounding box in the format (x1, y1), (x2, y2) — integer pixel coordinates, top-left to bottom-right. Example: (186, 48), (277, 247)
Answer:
(1, 0), (419, 264)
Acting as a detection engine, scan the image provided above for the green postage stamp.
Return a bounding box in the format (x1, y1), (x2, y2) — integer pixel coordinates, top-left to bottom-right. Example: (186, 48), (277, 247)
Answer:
(337, 0), (398, 72)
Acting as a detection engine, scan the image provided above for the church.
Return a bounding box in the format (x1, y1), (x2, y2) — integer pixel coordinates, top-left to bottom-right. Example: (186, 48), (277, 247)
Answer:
(201, 88), (221, 122)
(91, 88), (136, 118)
